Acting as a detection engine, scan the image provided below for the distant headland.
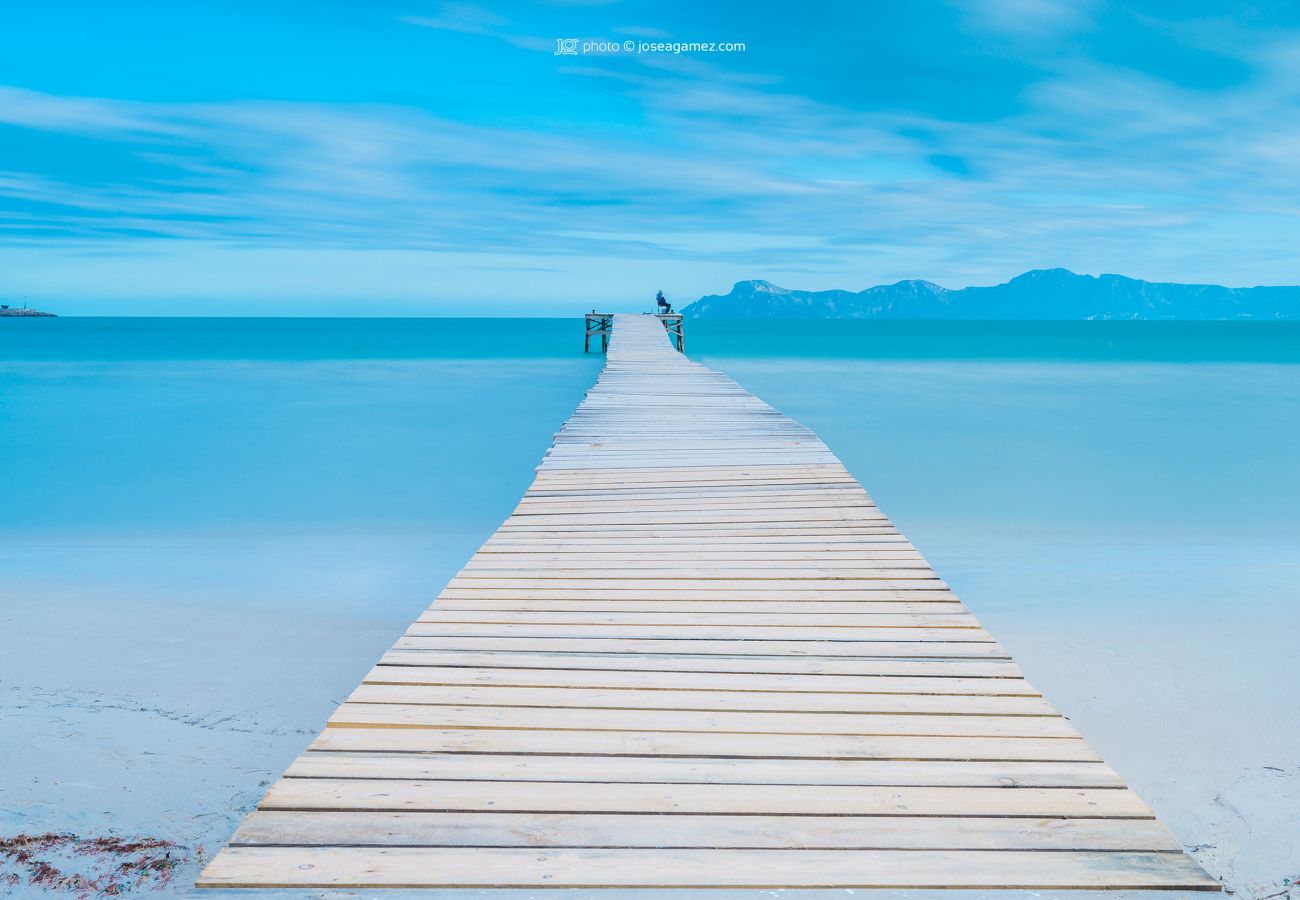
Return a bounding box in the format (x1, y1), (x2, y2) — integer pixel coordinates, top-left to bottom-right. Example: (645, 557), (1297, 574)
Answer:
(0, 304), (56, 317)
(682, 269), (1300, 320)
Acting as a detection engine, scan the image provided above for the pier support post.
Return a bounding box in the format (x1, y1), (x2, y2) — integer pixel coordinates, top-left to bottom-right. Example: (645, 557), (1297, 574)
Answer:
(584, 313), (613, 353)
(657, 313), (684, 352)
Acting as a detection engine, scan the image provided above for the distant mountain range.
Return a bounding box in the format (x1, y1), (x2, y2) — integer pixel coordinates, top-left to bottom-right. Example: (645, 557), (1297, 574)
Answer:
(681, 269), (1300, 320)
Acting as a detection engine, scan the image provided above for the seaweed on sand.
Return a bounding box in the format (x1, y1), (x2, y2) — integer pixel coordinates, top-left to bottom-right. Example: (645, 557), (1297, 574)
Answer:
(0, 833), (194, 897)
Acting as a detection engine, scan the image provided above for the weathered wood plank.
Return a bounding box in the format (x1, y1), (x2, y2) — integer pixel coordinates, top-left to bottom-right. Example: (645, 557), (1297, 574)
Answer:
(417, 610), (978, 626)
(392, 636), (1008, 658)
(284, 752), (1118, 787)
(197, 846), (1219, 889)
(378, 649), (1026, 677)
(362, 664), (1040, 694)
(259, 778), (1150, 817)
(326, 702), (1079, 737)
(344, 683), (1053, 715)
(404, 623), (992, 641)
(309, 727), (1100, 761)
(228, 810), (1181, 851)
(426, 600), (967, 616)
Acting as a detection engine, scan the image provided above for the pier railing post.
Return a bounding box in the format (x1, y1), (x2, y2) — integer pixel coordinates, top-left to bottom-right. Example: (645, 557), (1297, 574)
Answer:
(584, 313), (613, 353)
(655, 313), (684, 352)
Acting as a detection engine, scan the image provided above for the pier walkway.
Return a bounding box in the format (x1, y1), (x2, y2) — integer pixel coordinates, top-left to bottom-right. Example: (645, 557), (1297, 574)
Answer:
(197, 314), (1216, 891)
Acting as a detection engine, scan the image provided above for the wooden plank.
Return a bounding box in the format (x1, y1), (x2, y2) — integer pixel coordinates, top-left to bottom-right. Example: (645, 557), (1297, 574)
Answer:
(526, 477), (862, 491)
(393, 636), (1006, 657)
(461, 562), (937, 575)
(404, 623), (991, 641)
(417, 609), (977, 624)
(513, 494), (876, 510)
(378, 649), (1027, 677)
(471, 551), (927, 560)
(481, 537), (914, 547)
(310, 727), (1100, 761)
(492, 527), (904, 536)
(327, 703), (1080, 737)
(511, 497), (879, 512)
(462, 556), (930, 569)
(260, 778), (1149, 817)
(345, 684), (1056, 715)
(434, 588), (956, 601)
(454, 568), (938, 580)
(197, 847), (1218, 889)
(361, 664), (1041, 695)
(428, 599), (966, 612)
(229, 810), (1181, 850)
(284, 752), (1117, 787)
(501, 509), (887, 524)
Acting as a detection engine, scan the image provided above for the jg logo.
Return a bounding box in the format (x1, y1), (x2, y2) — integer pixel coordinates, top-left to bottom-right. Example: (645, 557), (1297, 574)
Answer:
(554, 38), (579, 55)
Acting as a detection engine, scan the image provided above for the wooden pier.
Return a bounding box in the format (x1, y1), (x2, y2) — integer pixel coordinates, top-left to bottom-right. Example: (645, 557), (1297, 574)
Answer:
(197, 314), (1216, 891)
(587, 311), (683, 353)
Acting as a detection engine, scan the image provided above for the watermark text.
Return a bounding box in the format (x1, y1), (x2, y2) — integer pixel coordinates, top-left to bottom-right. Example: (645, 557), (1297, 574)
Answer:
(555, 38), (746, 57)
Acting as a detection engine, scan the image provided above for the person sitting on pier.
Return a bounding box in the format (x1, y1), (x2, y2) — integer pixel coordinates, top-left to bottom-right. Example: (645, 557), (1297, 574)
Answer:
(656, 290), (672, 314)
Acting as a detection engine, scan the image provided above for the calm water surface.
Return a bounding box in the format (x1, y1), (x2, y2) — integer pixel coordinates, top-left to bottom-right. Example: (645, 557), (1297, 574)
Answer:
(3, 316), (1296, 593)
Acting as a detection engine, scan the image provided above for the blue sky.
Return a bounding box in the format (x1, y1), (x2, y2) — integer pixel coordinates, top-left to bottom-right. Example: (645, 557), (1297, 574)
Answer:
(3, 1), (1300, 313)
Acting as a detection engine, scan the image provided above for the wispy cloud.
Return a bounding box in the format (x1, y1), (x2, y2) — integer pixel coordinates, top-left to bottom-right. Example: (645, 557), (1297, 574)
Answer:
(953, 0), (1095, 38)
(399, 3), (509, 36)
(4, 2), (1300, 308)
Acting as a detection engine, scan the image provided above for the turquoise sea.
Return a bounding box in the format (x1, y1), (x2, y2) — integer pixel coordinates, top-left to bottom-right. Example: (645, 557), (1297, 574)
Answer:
(3, 317), (1298, 633)
(2, 317), (1298, 892)
(4, 317), (1297, 546)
